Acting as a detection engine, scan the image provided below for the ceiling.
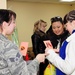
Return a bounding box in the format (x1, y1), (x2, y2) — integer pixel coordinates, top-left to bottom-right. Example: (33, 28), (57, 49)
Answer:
(8, 0), (75, 4)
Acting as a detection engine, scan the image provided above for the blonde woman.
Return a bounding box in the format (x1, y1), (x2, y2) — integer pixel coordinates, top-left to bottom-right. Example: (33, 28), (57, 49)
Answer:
(31, 19), (48, 75)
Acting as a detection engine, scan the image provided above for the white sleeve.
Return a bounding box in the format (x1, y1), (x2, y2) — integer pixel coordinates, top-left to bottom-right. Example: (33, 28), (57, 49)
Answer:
(46, 40), (75, 75)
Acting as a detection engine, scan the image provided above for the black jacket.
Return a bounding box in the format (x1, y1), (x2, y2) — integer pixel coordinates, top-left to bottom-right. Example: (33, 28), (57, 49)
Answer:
(31, 30), (48, 56)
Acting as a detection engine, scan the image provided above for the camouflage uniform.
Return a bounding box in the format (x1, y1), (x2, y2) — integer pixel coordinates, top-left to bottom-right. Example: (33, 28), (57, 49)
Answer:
(0, 34), (39, 75)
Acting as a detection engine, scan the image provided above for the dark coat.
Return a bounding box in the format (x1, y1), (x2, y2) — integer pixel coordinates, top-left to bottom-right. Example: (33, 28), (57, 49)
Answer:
(31, 30), (49, 75)
(31, 30), (48, 56)
(46, 26), (70, 49)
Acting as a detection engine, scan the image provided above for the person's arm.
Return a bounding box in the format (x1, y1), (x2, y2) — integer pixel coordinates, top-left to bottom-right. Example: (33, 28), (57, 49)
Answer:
(27, 58), (40, 75)
(4, 41), (46, 75)
(27, 53), (46, 74)
(46, 40), (75, 75)
(3, 42), (40, 75)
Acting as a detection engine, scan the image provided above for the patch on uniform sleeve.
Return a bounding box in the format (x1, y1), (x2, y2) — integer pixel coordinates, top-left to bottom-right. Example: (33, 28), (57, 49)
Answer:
(9, 58), (15, 62)
(9, 52), (21, 62)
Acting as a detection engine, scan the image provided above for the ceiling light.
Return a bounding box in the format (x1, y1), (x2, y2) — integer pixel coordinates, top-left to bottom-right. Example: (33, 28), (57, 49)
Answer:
(60, 0), (75, 2)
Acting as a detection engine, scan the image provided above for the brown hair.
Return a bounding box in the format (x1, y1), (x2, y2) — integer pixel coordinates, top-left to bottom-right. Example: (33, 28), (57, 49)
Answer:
(0, 9), (16, 25)
(66, 10), (75, 22)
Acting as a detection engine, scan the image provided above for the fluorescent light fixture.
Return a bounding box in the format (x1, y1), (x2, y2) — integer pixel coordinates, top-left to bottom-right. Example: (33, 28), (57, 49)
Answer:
(60, 0), (75, 2)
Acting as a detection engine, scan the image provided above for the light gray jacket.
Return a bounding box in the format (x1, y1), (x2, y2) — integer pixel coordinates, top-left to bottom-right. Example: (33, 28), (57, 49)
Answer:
(0, 34), (39, 75)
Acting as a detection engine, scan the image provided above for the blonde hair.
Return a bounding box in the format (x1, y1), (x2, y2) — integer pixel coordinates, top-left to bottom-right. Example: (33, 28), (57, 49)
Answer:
(33, 19), (47, 33)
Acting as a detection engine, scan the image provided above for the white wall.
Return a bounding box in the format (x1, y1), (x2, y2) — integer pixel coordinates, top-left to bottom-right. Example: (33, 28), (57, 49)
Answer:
(0, 0), (7, 9)
(7, 1), (72, 47)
